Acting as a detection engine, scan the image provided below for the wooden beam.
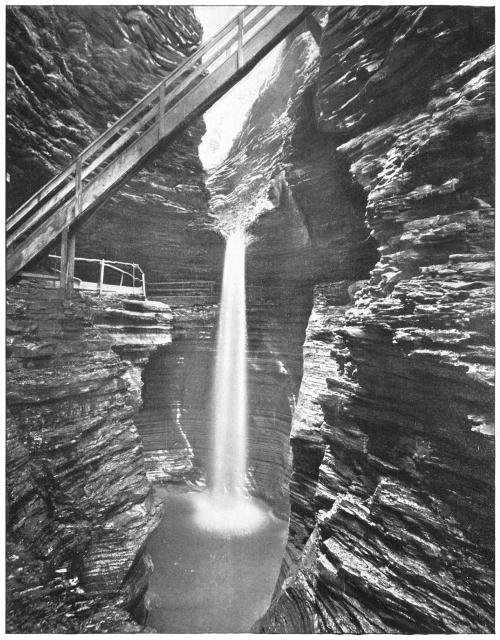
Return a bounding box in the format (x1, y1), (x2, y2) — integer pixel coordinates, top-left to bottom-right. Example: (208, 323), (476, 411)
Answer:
(237, 13), (245, 69)
(158, 82), (165, 139)
(74, 157), (82, 219)
(99, 259), (105, 295)
(59, 228), (69, 290)
(59, 226), (75, 291)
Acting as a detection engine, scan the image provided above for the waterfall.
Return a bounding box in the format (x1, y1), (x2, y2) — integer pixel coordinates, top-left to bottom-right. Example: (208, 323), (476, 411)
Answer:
(190, 230), (268, 535)
(211, 230), (248, 495)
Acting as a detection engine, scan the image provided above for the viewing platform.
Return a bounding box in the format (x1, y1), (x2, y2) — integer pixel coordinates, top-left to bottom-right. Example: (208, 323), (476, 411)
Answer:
(19, 256), (146, 298)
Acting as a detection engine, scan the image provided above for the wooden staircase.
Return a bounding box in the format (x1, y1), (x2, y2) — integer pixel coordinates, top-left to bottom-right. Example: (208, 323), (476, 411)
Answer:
(6, 6), (315, 285)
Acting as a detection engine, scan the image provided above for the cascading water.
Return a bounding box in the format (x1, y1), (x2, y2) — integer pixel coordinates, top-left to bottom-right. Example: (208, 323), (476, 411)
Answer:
(211, 230), (248, 495)
(145, 229), (289, 631)
(192, 229), (266, 534)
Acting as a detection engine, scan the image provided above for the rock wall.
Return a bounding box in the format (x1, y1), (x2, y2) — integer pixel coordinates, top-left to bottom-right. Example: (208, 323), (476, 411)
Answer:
(208, 31), (377, 516)
(133, 295), (307, 516)
(256, 6), (494, 633)
(6, 282), (174, 632)
(6, 7), (225, 629)
(7, 5), (224, 280)
(135, 304), (217, 483)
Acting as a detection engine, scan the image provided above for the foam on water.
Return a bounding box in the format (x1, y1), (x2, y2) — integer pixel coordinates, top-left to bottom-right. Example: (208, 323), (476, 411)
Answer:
(146, 487), (288, 633)
(190, 491), (269, 536)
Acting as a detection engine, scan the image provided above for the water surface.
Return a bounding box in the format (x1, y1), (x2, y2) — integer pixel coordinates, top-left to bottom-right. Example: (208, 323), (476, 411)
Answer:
(145, 487), (288, 633)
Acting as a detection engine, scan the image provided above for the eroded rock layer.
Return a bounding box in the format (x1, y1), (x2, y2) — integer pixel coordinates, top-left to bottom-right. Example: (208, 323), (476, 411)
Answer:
(7, 5), (223, 280)
(133, 295), (308, 516)
(135, 304), (217, 483)
(257, 6), (494, 634)
(6, 282), (175, 631)
(207, 31), (377, 518)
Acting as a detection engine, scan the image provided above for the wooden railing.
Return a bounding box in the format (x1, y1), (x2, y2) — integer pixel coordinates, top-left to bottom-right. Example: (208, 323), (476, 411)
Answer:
(6, 6), (313, 282)
(48, 255), (146, 297)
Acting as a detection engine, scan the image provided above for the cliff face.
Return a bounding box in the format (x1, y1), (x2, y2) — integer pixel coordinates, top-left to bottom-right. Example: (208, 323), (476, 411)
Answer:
(6, 4), (495, 634)
(7, 5), (224, 280)
(208, 33), (377, 286)
(208, 31), (377, 516)
(133, 296), (307, 516)
(254, 6), (494, 633)
(5, 5), (221, 631)
(6, 282), (174, 632)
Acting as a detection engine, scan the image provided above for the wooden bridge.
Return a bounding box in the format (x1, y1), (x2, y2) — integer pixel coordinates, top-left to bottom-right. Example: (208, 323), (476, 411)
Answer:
(6, 6), (319, 287)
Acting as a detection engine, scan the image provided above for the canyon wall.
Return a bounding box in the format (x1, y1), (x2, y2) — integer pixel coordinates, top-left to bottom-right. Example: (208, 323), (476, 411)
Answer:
(5, 6), (220, 631)
(6, 4), (495, 634)
(7, 5), (223, 281)
(208, 31), (377, 515)
(6, 282), (174, 631)
(251, 6), (494, 633)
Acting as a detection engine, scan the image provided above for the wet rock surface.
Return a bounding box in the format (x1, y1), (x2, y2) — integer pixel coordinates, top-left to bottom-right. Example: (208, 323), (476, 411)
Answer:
(135, 304), (217, 484)
(208, 32), (376, 518)
(134, 296), (308, 517)
(209, 33), (377, 286)
(256, 6), (494, 634)
(6, 4), (495, 634)
(6, 282), (170, 632)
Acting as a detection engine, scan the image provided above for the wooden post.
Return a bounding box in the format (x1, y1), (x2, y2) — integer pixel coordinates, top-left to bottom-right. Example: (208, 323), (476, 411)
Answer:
(237, 14), (244, 69)
(66, 157), (81, 291)
(59, 157), (81, 293)
(59, 227), (76, 292)
(158, 82), (165, 140)
(99, 259), (105, 295)
(66, 229), (76, 291)
(60, 229), (69, 290)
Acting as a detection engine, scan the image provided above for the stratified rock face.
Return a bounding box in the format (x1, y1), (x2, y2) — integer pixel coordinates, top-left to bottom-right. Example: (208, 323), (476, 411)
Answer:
(6, 282), (172, 632)
(209, 33), (377, 286)
(132, 296), (306, 516)
(207, 32), (377, 517)
(245, 291), (314, 514)
(7, 5), (224, 280)
(259, 6), (494, 634)
(135, 305), (218, 483)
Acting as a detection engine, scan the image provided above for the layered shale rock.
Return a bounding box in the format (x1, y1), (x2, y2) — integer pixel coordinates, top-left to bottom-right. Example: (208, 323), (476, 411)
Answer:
(6, 282), (173, 632)
(135, 304), (217, 484)
(245, 290), (314, 515)
(209, 31), (377, 286)
(7, 5), (223, 280)
(208, 25), (376, 517)
(257, 6), (494, 634)
(6, 6), (223, 628)
(132, 296), (305, 516)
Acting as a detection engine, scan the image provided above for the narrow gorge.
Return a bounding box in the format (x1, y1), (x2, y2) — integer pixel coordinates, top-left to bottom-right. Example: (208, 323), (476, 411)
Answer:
(6, 5), (495, 634)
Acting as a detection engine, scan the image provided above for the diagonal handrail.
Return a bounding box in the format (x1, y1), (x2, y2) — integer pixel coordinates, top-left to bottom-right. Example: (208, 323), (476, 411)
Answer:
(6, 5), (258, 234)
(6, 6), (277, 249)
(7, 5), (314, 279)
